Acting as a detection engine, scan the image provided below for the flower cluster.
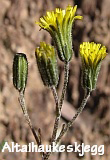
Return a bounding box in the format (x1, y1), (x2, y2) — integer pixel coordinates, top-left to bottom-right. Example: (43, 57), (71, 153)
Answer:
(12, 5), (108, 160)
(13, 5), (107, 93)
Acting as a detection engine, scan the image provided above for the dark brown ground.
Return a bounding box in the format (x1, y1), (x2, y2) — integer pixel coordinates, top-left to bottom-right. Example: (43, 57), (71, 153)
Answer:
(0, 0), (110, 160)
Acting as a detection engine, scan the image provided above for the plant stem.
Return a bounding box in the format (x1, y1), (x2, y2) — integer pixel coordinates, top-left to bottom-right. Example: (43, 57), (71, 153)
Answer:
(59, 62), (70, 110)
(51, 86), (59, 142)
(44, 62), (70, 160)
(51, 62), (69, 143)
(56, 89), (91, 144)
(19, 91), (43, 153)
(50, 62), (70, 143)
(43, 86), (59, 160)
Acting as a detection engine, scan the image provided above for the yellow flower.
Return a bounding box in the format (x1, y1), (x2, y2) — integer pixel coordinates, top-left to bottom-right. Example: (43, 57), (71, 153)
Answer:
(35, 42), (59, 87)
(36, 42), (55, 59)
(36, 5), (82, 33)
(80, 42), (107, 68)
(79, 42), (107, 91)
(36, 5), (82, 62)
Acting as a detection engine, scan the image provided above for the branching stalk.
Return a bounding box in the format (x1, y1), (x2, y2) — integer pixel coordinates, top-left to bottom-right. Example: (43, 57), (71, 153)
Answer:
(51, 62), (70, 142)
(43, 86), (59, 160)
(51, 62), (70, 143)
(44, 62), (70, 160)
(56, 89), (91, 144)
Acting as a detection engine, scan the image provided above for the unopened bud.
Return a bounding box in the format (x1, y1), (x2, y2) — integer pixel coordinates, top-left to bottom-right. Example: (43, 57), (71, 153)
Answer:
(13, 53), (28, 92)
(35, 42), (59, 87)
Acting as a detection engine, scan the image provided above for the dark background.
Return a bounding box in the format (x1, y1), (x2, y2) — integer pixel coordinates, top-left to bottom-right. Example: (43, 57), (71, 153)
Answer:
(0, 0), (110, 160)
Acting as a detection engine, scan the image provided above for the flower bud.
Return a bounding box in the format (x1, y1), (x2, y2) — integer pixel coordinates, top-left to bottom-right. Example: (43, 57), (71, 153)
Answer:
(35, 42), (59, 87)
(13, 53), (28, 92)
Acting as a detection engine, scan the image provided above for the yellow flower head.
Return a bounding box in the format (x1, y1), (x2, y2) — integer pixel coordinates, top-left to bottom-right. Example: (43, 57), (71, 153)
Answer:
(80, 42), (107, 68)
(35, 42), (59, 87)
(35, 42), (55, 60)
(80, 42), (107, 91)
(36, 5), (82, 33)
(36, 5), (83, 62)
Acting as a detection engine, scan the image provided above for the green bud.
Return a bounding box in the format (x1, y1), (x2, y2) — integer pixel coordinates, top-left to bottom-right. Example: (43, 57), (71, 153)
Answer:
(13, 53), (28, 92)
(35, 42), (59, 87)
(81, 65), (101, 91)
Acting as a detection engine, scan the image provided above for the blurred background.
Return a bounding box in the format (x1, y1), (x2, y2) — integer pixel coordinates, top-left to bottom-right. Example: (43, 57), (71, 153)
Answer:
(0, 0), (110, 160)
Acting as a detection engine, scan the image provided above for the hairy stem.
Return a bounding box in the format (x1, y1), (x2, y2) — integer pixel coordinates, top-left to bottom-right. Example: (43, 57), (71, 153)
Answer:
(59, 62), (70, 110)
(51, 62), (69, 142)
(44, 62), (70, 160)
(19, 91), (44, 157)
(56, 89), (91, 144)
(43, 86), (59, 160)
(51, 62), (69, 143)
(51, 86), (59, 142)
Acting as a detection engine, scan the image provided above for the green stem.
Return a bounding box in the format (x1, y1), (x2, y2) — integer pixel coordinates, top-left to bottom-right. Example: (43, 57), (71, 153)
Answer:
(51, 86), (59, 142)
(44, 62), (70, 160)
(59, 62), (70, 110)
(56, 89), (91, 144)
(19, 91), (45, 158)
(51, 62), (69, 143)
